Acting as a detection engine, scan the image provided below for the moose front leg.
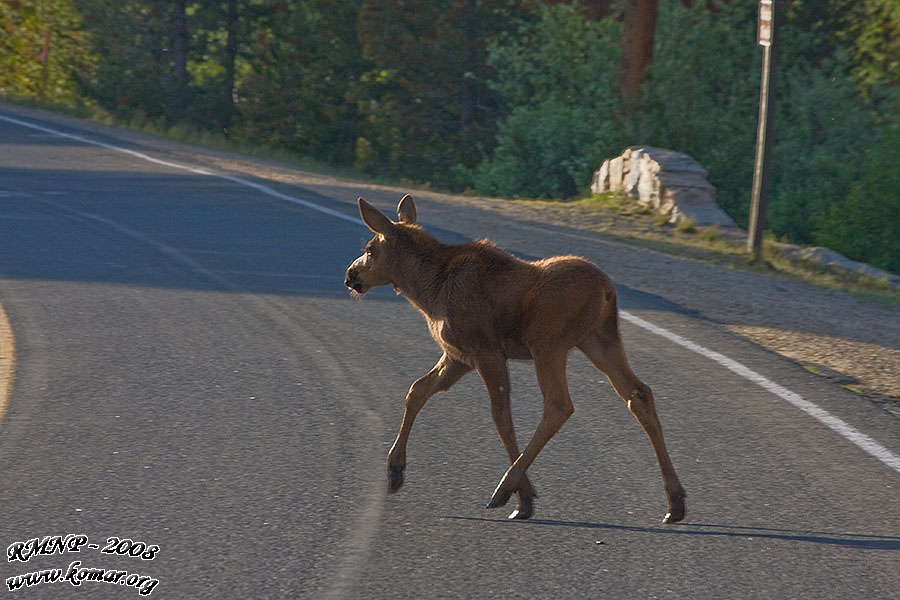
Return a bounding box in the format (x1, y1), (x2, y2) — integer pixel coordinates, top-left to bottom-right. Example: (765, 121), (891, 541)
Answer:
(387, 354), (472, 493)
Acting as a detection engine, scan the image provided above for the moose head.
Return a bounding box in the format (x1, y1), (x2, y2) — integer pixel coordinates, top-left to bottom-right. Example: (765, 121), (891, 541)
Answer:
(344, 194), (418, 297)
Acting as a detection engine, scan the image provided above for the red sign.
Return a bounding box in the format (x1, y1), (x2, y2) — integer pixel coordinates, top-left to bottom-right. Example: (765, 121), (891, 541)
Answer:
(758, 0), (773, 47)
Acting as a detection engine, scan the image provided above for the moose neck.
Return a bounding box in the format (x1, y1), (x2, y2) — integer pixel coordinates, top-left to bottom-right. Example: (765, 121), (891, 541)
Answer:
(389, 228), (451, 319)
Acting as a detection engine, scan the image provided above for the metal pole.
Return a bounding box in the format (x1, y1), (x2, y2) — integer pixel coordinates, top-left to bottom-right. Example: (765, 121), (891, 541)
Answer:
(747, 0), (777, 261)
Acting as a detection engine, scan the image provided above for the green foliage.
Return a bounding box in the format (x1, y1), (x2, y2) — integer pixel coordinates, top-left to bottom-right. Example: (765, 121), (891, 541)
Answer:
(767, 62), (870, 244)
(473, 0), (900, 273)
(633, 0), (759, 223)
(473, 101), (615, 198)
(471, 3), (623, 197)
(3, 0), (900, 274)
(851, 0), (900, 91)
(74, 0), (181, 122)
(472, 1), (759, 203)
(814, 125), (900, 274)
(0, 0), (95, 102)
(352, 0), (517, 186)
(233, 0), (366, 164)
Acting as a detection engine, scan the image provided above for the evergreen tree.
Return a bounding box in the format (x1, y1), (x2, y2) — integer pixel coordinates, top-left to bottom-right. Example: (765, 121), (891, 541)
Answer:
(234, 0), (367, 163)
(353, 0), (518, 184)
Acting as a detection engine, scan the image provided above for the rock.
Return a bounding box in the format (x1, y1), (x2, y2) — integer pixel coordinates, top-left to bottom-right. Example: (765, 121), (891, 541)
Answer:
(774, 243), (900, 290)
(624, 148), (641, 198)
(592, 146), (736, 228)
(608, 156), (624, 193)
(591, 160), (610, 195)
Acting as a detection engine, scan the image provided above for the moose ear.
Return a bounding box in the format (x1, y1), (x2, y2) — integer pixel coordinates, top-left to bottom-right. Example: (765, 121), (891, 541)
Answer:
(358, 198), (395, 236)
(397, 194), (417, 225)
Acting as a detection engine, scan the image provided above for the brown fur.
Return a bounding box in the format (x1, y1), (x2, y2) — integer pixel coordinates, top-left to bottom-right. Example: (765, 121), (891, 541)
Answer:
(345, 195), (686, 522)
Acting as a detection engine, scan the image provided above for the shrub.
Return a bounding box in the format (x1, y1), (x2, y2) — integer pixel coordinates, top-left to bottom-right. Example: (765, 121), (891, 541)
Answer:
(813, 126), (900, 274)
(471, 3), (623, 198)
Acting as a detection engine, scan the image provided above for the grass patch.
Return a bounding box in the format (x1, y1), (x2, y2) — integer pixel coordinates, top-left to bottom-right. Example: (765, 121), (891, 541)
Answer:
(675, 218), (697, 234)
(651, 212), (671, 227)
(586, 192), (651, 217)
(803, 365), (826, 376)
(697, 224), (720, 243)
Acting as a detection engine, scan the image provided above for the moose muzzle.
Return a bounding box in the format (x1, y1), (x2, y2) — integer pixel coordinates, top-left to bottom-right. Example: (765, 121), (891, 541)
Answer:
(345, 265), (364, 293)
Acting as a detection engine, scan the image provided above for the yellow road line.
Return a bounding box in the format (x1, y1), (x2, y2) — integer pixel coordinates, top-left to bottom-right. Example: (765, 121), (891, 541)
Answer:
(0, 302), (15, 425)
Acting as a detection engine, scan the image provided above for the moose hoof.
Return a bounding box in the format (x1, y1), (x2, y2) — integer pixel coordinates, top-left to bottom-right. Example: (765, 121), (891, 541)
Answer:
(508, 498), (534, 520)
(485, 488), (514, 510)
(662, 506), (685, 524)
(662, 490), (687, 524)
(387, 465), (405, 494)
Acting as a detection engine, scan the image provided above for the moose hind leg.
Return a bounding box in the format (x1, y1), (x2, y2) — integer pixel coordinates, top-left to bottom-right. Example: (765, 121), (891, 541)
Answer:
(477, 358), (538, 519)
(387, 354), (472, 493)
(580, 334), (686, 523)
(626, 382), (686, 523)
(486, 350), (573, 515)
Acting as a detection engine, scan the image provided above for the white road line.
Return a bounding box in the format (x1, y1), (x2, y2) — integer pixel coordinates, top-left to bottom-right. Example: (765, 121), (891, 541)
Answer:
(621, 312), (900, 474)
(0, 114), (364, 227)
(4, 112), (899, 476)
(216, 173), (362, 225)
(0, 114), (212, 174)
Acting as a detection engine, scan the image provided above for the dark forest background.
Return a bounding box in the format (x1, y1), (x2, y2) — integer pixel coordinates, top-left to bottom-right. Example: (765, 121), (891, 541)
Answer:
(2, 0), (899, 273)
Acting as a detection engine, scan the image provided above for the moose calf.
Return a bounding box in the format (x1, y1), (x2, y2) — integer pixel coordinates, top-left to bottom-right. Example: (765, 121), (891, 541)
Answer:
(345, 195), (686, 522)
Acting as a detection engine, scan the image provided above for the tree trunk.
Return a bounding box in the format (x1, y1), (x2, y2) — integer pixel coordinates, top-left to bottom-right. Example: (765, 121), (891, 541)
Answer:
(619, 0), (658, 103)
(173, 0), (189, 120)
(459, 9), (476, 128)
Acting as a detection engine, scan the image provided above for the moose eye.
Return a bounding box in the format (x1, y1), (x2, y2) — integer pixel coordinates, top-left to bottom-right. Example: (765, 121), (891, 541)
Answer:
(366, 246), (375, 257)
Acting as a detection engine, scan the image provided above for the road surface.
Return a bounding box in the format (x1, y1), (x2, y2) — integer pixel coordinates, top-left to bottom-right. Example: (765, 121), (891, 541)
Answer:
(1, 105), (898, 598)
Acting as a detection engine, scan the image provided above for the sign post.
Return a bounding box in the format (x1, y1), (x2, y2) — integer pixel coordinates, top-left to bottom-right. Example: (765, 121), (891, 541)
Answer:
(747, 0), (776, 261)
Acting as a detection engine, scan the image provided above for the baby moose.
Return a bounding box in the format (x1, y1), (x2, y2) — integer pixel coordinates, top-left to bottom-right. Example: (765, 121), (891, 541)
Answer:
(345, 195), (686, 522)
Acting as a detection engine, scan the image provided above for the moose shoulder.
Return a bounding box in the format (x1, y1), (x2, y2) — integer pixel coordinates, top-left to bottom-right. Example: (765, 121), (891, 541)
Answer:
(345, 195), (686, 522)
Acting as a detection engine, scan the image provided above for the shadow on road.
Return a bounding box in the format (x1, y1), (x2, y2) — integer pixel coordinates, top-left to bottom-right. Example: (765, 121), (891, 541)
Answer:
(444, 515), (900, 550)
(0, 167), (701, 320)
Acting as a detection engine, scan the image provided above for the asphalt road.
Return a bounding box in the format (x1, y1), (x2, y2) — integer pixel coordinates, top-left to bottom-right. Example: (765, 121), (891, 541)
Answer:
(1, 106), (899, 599)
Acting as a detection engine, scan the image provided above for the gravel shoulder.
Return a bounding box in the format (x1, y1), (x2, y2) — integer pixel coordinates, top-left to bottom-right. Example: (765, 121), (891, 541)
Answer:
(2, 101), (898, 419)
